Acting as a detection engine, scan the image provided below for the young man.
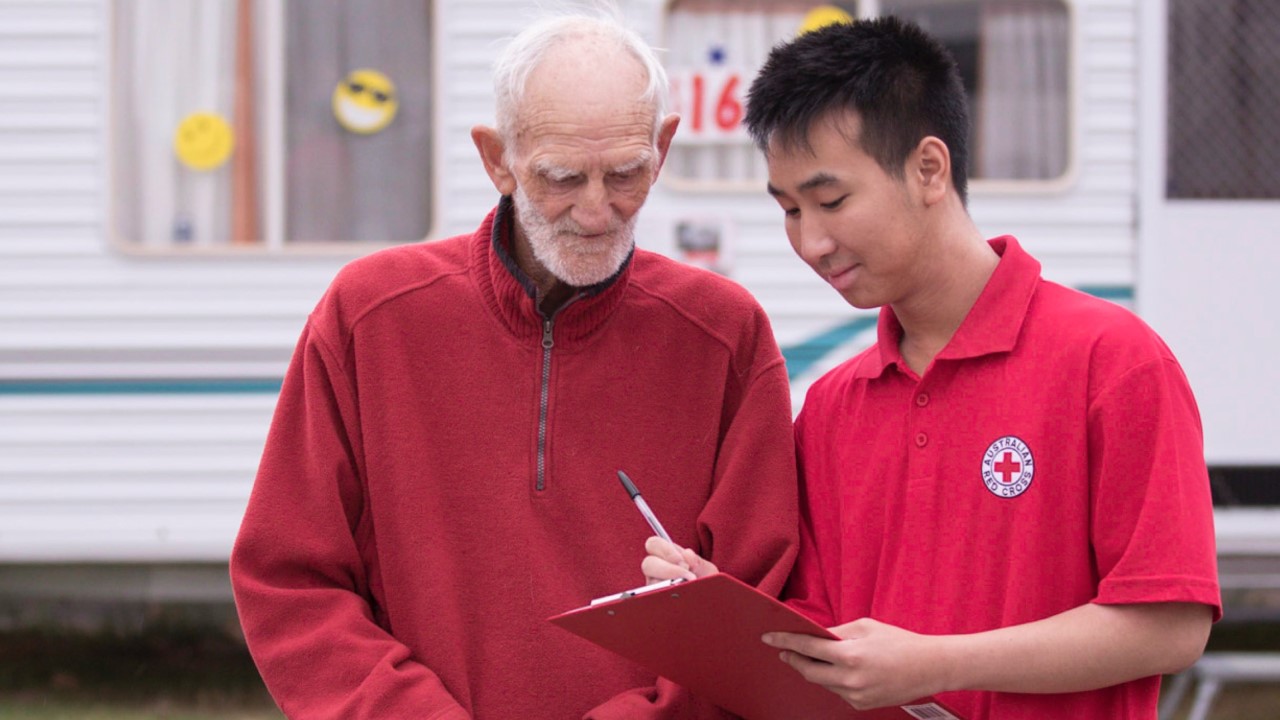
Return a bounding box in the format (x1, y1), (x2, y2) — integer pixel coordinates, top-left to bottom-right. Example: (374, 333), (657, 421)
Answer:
(231, 9), (797, 719)
(645, 16), (1219, 719)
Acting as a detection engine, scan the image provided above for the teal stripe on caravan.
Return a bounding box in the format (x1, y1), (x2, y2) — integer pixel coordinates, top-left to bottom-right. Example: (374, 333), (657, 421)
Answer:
(1077, 285), (1134, 302)
(0, 286), (1135, 394)
(778, 285), (1135, 380)
(0, 379), (283, 395)
(781, 316), (878, 380)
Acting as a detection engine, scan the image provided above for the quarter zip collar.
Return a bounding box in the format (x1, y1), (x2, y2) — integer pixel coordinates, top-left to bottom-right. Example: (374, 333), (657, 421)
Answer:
(473, 196), (633, 348)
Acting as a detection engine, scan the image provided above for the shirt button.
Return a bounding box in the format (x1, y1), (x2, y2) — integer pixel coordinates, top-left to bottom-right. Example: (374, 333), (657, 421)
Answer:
(916, 393), (929, 407)
(915, 432), (928, 448)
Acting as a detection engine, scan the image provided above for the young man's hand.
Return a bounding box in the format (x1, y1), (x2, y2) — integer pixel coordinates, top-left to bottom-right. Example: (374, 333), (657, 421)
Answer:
(763, 601), (1213, 708)
(762, 619), (951, 710)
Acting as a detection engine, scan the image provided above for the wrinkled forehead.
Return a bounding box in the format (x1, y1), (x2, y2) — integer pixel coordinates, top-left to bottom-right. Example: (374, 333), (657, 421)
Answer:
(521, 38), (656, 123)
(513, 68), (659, 168)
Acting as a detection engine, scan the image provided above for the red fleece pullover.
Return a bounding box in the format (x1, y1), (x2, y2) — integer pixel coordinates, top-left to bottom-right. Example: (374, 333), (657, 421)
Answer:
(231, 200), (799, 719)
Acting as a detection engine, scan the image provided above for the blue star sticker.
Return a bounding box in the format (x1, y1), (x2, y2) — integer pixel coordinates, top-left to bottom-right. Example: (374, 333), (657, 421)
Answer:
(708, 45), (726, 65)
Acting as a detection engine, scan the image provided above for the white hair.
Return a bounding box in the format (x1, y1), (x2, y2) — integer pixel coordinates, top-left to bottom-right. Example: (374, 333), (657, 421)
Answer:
(491, 2), (669, 151)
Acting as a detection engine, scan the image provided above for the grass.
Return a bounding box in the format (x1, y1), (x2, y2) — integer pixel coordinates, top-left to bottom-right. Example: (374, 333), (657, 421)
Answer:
(0, 705), (277, 720)
(0, 624), (281, 720)
(0, 619), (1276, 719)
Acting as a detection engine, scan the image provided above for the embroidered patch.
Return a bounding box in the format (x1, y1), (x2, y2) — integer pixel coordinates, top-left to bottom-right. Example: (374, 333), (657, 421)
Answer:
(981, 436), (1034, 498)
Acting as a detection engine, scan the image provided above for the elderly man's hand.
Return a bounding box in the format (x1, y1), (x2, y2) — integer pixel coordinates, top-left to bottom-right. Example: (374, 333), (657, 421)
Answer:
(640, 537), (718, 584)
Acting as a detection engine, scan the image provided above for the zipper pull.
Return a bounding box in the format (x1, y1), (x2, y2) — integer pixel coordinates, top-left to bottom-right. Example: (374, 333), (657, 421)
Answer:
(542, 319), (554, 349)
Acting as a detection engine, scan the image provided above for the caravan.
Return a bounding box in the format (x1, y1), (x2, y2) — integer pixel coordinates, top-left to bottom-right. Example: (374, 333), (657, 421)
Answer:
(0, 0), (1275, 594)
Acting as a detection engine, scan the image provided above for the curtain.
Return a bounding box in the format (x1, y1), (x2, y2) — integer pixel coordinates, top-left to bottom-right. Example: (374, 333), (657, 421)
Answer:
(284, 0), (433, 243)
(113, 0), (237, 247)
(975, 0), (1069, 179)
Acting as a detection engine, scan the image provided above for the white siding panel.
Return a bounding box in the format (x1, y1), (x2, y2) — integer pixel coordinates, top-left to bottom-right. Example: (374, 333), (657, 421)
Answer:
(0, 165), (97, 191)
(0, 19), (98, 39)
(0, 226), (102, 257)
(0, 322), (302, 351)
(0, 137), (97, 162)
(0, 78), (101, 101)
(0, 113), (98, 130)
(433, 0), (513, 233)
(0, 41), (99, 68)
(0, 394), (271, 561)
(0, 509), (246, 562)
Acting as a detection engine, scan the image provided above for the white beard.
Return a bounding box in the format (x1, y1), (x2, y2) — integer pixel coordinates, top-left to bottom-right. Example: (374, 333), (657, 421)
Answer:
(513, 186), (636, 287)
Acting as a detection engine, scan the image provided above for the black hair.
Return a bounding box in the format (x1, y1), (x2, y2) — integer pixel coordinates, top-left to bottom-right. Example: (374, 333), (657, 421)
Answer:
(744, 15), (971, 204)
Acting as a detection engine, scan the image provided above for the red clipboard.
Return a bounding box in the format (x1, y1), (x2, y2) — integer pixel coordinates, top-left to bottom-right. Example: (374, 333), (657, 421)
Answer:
(548, 573), (963, 720)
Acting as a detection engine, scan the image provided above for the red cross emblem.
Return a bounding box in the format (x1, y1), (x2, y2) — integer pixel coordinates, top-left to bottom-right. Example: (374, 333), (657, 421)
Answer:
(981, 437), (1034, 498)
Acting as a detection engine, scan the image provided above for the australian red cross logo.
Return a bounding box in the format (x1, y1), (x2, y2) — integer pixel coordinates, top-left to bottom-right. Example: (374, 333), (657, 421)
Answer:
(981, 436), (1034, 498)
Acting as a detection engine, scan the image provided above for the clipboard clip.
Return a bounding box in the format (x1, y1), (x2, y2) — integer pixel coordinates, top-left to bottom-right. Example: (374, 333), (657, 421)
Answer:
(589, 577), (688, 606)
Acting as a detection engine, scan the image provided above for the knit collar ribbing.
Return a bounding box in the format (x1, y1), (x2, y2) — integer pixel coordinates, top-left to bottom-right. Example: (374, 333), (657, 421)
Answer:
(472, 196), (634, 347)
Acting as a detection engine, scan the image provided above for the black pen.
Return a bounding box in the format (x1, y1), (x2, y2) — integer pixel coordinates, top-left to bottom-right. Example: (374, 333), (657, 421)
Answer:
(616, 470), (673, 543)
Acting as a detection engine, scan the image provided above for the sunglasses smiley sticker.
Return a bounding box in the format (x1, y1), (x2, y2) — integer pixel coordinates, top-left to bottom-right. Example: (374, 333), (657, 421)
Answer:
(332, 69), (399, 135)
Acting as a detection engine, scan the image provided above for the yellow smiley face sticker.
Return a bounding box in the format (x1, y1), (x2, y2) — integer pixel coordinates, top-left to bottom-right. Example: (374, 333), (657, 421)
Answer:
(333, 69), (399, 134)
(173, 112), (234, 171)
(798, 5), (854, 35)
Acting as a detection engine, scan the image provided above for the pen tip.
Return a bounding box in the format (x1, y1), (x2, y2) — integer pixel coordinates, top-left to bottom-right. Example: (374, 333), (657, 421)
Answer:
(616, 470), (640, 499)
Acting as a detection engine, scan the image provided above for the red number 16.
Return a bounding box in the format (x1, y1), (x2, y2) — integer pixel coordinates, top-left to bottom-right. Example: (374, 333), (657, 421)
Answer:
(687, 72), (744, 134)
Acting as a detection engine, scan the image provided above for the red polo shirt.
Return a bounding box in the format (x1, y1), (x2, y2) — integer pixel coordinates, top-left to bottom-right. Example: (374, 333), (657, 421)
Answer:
(787, 236), (1220, 719)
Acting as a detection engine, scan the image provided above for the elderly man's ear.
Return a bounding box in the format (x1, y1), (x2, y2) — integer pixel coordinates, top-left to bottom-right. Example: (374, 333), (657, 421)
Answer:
(653, 113), (680, 181)
(471, 125), (517, 196)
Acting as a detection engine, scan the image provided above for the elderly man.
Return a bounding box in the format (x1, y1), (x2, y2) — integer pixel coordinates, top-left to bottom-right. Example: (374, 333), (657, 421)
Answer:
(230, 8), (797, 720)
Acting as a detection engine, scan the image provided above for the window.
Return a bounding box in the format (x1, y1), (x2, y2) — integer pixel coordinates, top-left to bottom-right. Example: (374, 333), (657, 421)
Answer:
(1167, 0), (1280, 200)
(662, 0), (1072, 188)
(110, 0), (434, 251)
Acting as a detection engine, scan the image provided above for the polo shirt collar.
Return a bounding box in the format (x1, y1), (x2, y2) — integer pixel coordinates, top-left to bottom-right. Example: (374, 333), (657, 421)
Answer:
(857, 236), (1041, 378)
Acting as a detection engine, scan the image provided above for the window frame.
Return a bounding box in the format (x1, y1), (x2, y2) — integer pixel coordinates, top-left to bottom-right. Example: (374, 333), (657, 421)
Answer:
(104, 0), (444, 256)
(656, 0), (1081, 196)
